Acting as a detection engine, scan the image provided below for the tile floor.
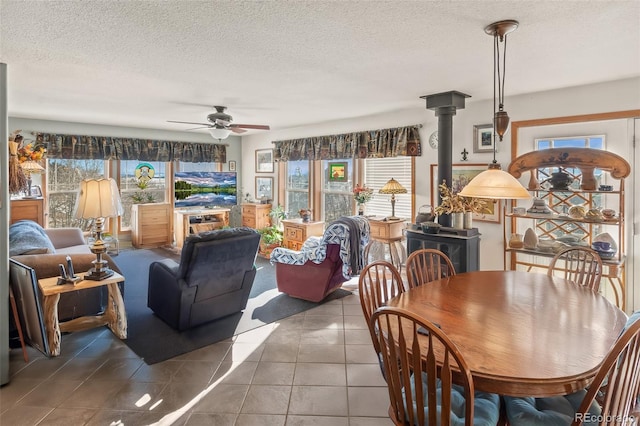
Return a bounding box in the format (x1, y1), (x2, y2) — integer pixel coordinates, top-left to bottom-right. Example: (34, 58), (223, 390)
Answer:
(0, 279), (393, 426)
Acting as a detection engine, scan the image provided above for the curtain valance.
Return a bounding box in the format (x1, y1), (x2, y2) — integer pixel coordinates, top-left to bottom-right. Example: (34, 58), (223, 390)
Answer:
(36, 132), (226, 163)
(272, 125), (421, 162)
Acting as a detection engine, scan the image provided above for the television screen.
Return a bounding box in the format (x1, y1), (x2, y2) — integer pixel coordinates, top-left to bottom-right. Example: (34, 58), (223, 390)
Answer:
(174, 171), (237, 208)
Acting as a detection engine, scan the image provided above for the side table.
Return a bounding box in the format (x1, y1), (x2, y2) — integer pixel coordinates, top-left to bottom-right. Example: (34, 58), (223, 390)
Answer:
(366, 218), (407, 272)
(37, 272), (127, 356)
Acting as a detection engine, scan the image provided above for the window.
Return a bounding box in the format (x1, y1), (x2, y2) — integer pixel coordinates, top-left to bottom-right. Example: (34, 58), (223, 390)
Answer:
(533, 135), (607, 239)
(322, 159), (353, 222)
(46, 159), (106, 228)
(364, 157), (413, 219)
(285, 160), (311, 219)
(120, 160), (167, 229)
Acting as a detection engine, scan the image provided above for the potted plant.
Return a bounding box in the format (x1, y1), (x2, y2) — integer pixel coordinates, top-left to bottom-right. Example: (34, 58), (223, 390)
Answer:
(257, 225), (283, 258)
(353, 184), (373, 215)
(434, 182), (488, 229)
(269, 204), (286, 230)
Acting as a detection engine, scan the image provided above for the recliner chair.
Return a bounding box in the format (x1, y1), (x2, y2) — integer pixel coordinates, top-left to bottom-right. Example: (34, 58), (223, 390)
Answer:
(147, 227), (260, 331)
(270, 216), (370, 302)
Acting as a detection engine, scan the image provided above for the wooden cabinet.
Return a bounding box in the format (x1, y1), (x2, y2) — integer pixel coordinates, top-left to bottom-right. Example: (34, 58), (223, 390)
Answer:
(174, 208), (230, 249)
(505, 147), (630, 309)
(282, 219), (324, 251)
(242, 203), (271, 229)
(10, 198), (45, 226)
(131, 203), (172, 249)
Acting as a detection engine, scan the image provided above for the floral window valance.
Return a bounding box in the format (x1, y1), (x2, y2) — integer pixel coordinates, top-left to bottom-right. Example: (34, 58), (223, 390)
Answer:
(35, 132), (226, 163)
(272, 125), (421, 161)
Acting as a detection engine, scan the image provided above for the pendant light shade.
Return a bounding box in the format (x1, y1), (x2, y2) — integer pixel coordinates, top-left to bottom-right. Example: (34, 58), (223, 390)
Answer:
(458, 164), (530, 200)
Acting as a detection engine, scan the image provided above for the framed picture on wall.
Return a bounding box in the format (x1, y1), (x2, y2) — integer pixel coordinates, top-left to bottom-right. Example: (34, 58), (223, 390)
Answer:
(256, 177), (273, 200)
(430, 163), (501, 223)
(328, 162), (348, 182)
(255, 149), (274, 173)
(473, 123), (495, 153)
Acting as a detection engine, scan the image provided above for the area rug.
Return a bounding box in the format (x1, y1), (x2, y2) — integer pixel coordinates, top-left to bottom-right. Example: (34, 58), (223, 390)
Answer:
(113, 248), (351, 364)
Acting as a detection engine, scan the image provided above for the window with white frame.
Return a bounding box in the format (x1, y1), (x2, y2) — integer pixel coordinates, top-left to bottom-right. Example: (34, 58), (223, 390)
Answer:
(322, 159), (353, 222)
(285, 160), (311, 219)
(46, 158), (106, 228)
(364, 157), (413, 219)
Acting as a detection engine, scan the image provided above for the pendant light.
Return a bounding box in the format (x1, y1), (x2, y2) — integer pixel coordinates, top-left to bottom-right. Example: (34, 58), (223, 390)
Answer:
(459, 20), (530, 201)
(488, 19), (517, 142)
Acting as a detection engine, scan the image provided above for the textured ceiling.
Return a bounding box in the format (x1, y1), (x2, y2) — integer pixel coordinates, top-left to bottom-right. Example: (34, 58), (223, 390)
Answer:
(1, 0), (639, 135)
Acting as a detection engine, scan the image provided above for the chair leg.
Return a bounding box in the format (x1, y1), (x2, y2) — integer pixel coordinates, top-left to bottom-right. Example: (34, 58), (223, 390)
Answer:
(9, 288), (29, 363)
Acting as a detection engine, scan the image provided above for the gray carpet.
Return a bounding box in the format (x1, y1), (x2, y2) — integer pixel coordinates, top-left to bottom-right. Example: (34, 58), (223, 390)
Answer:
(113, 248), (351, 364)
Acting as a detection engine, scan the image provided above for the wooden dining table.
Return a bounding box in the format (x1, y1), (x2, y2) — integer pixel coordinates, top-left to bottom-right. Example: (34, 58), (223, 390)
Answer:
(386, 270), (627, 397)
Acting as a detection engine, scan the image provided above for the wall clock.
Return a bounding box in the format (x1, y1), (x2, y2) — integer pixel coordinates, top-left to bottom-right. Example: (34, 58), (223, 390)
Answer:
(429, 131), (438, 149)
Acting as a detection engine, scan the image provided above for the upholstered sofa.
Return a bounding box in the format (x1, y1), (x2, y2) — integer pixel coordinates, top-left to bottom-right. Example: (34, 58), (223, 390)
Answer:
(9, 220), (123, 321)
(147, 227), (261, 331)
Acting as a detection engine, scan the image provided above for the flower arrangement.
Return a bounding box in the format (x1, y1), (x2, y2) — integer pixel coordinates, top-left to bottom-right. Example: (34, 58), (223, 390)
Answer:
(17, 143), (46, 163)
(353, 184), (373, 205)
(434, 181), (489, 215)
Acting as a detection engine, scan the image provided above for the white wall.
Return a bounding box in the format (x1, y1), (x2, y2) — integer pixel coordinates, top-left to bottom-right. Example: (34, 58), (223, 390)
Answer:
(242, 77), (639, 278)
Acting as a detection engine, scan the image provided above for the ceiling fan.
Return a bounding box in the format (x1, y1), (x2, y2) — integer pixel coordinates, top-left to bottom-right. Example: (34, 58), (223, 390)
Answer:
(168, 105), (270, 140)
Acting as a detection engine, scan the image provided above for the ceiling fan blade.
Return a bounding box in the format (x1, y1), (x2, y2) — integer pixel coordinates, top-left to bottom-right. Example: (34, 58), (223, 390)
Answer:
(185, 126), (212, 131)
(230, 124), (271, 130)
(167, 120), (211, 126)
(230, 128), (248, 134)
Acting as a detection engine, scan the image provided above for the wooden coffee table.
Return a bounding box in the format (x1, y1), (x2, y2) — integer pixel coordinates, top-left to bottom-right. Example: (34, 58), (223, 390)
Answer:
(38, 271), (127, 356)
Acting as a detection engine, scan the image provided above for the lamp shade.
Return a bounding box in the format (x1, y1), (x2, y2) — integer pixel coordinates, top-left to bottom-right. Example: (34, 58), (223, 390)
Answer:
(74, 178), (124, 219)
(20, 160), (45, 174)
(208, 128), (232, 140)
(379, 178), (407, 194)
(458, 167), (531, 200)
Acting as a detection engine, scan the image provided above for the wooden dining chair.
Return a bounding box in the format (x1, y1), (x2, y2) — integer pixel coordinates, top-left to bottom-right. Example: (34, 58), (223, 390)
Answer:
(371, 306), (501, 425)
(405, 248), (456, 289)
(358, 260), (405, 376)
(504, 312), (640, 426)
(547, 246), (603, 292)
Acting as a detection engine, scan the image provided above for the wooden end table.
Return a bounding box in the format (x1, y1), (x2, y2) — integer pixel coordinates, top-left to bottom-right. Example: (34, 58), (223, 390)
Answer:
(367, 218), (407, 272)
(37, 271), (127, 356)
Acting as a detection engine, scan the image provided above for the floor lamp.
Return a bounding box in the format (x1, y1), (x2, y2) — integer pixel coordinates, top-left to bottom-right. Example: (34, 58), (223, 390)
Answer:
(74, 178), (123, 280)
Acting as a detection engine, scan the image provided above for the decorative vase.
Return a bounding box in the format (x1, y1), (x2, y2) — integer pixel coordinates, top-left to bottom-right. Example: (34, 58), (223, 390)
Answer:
(358, 203), (365, 216)
(451, 212), (464, 230)
(463, 212), (473, 229)
(549, 171), (573, 190)
(523, 228), (538, 250)
(509, 233), (524, 249)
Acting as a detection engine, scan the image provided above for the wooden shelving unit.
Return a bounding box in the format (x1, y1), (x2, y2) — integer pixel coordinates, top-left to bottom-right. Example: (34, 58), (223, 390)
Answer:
(505, 147), (630, 309)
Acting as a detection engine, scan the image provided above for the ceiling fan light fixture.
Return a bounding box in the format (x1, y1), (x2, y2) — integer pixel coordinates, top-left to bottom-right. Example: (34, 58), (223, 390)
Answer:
(208, 128), (232, 140)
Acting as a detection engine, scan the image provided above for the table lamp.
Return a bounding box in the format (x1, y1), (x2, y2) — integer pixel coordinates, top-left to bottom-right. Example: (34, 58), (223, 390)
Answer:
(379, 178), (407, 220)
(74, 178), (124, 280)
(20, 160), (45, 198)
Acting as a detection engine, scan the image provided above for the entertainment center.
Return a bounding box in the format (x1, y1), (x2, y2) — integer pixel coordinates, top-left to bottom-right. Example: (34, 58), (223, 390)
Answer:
(174, 208), (231, 249)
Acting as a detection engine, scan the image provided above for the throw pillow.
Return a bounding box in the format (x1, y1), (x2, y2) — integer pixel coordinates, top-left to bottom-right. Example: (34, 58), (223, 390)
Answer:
(9, 220), (56, 257)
